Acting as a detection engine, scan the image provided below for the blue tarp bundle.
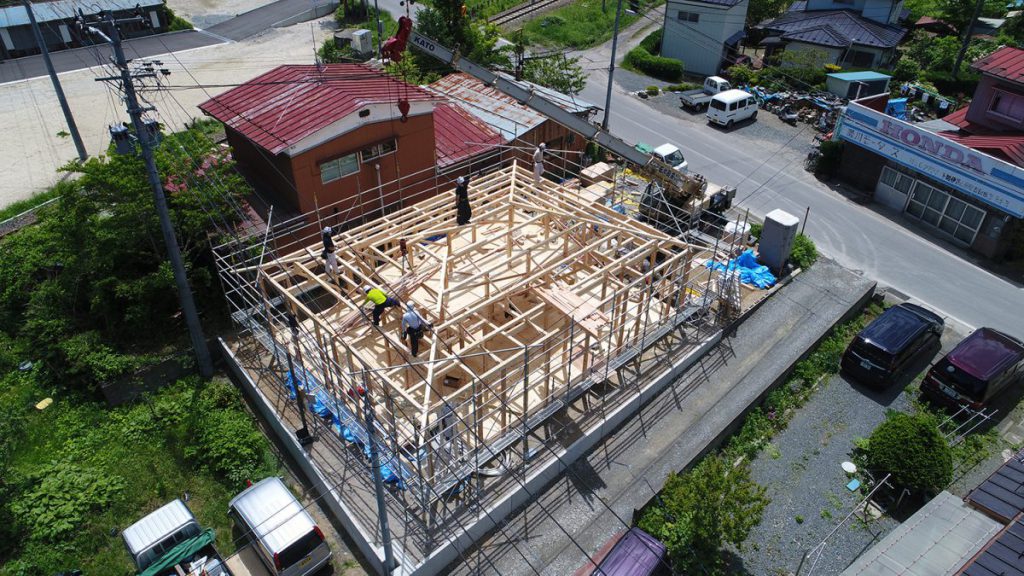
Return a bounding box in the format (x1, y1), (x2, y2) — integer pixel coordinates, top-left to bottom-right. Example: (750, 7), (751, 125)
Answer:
(286, 369), (410, 488)
(885, 98), (907, 120)
(705, 249), (777, 289)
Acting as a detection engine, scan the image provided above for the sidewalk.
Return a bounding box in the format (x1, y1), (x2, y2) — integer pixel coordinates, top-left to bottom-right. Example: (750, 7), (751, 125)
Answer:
(448, 258), (876, 575)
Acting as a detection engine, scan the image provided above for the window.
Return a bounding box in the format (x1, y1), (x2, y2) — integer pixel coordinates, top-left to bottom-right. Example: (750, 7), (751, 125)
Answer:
(842, 50), (875, 68)
(710, 99), (726, 111)
(905, 180), (985, 245)
(360, 139), (397, 162)
(677, 10), (699, 22)
(880, 166), (913, 194)
(320, 152), (359, 184)
(988, 89), (1024, 124)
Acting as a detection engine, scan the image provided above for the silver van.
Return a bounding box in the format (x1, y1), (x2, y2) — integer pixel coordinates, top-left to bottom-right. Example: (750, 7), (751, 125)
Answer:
(228, 477), (332, 575)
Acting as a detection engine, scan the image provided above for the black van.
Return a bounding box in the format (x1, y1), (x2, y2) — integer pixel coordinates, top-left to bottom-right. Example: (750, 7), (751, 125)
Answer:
(841, 303), (944, 388)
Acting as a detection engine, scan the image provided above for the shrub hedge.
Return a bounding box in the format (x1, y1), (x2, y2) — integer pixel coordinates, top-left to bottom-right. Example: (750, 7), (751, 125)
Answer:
(864, 411), (952, 495)
(624, 30), (683, 82)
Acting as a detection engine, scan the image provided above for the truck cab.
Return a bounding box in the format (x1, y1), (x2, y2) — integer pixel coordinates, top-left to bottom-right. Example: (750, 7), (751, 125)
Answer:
(651, 143), (688, 173)
(122, 499), (231, 576)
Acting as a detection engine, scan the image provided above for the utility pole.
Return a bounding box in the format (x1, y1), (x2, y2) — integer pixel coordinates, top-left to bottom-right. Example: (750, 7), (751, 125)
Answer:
(23, 0), (86, 162)
(85, 12), (214, 379)
(601, 0), (624, 131)
(953, 0), (986, 78)
(373, 0), (383, 58)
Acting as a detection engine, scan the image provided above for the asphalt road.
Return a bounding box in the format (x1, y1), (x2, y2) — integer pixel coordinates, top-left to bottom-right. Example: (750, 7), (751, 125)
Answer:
(0, 0), (333, 84)
(575, 71), (1024, 336)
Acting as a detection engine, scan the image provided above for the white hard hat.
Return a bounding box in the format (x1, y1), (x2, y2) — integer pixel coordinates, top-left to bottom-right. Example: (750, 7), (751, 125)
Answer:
(407, 302), (415, 311)
(323, 225), (332, 234)
(539, 142), (546, 149)
(363, 285), (372, 292)
(456, 176), (465, 185)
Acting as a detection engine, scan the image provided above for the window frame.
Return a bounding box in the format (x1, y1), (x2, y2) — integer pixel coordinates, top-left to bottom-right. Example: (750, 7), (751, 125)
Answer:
(987, 89), (1024, 124)
(676, 10), (699, 22)
(319, 152), (360, 184)
(360, 139), (398, 162)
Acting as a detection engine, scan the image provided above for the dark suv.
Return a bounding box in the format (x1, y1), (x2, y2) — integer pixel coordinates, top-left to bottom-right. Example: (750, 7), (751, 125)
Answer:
(921, 327), (1024, 411)
(841, 303), (944, 388)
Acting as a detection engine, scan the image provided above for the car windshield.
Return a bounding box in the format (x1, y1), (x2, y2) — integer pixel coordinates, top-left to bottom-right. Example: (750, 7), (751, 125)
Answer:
(710, 99), (726, 111)
(849, 337), (893, 367)
(663, 150), (684, 165)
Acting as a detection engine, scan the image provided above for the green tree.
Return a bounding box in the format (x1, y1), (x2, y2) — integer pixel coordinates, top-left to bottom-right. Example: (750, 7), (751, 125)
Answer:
(638, 455), (769, 573)
(416, 4), (508, 68)
(522, 55), (586, 95)
(0, 123), (245, 391)
(746, 0), (790, 26)
(865, 411), (952, 495)
(892, 57), (922, 83)
(939, 0), (1007, 33)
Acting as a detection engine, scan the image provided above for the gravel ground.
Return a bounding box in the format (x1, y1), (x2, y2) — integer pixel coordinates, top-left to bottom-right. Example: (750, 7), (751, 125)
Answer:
(609, 67), (821, 167)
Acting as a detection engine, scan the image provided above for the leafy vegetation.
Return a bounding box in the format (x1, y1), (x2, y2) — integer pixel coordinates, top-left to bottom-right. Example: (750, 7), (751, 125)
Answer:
(0, 185), (63, 223)
(746, 0), (790, 27)
(0, 374), (279, 575)
(638, 455), (769, 574)
(521, 0), (659, 49)
(750, 223), (818, 270)
(164, 6), (194, 32)
(623, 30), (683, 82)
(522, 54), (587, 95)
(0, 121), (243, 394)
(861, 411), (952, 495)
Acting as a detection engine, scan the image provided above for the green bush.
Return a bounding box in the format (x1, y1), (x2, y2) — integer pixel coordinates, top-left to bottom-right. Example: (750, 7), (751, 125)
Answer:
(163, 6), (193, 31)
(646, 85), (660, 96)
(665, 82), (700, 92)
(922, 70), (980, 98)
(183, 379), (272, 486)
(725, 63), (758, 85)
(10, 462), (125, 541)
(865, 411), (952, 494)
(790, 234), (818, 269)
(625, 47), (683, 82)
(891, 58), (921, 83)
(639, 455), (769, 573)
(813, 139), (843, 178)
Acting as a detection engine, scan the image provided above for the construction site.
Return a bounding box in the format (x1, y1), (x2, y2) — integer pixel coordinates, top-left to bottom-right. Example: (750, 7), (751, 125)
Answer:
(214, 147), (784, 573)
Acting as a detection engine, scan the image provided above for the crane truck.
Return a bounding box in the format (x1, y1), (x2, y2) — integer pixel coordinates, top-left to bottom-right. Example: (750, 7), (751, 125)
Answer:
(382, 18), (732, 234)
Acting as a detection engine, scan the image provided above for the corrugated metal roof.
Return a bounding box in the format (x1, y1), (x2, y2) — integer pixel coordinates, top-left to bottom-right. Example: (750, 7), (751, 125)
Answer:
(122, 499), (197, 556)
(198, 64), (439, 155)
(972, 46), (1024, 86)
(961, 515), (1024, 576)
(426, 73), (596, 142)
(759, 9), (907, 48)
(673, 0), (743, 7)
(784, 24), (851, 47)
(828, 71), (892, 82)
(0, 0), (162, 27)
(433, 103), (502, 167)
(967, 449), (1024, 523)
(840, 491), (1003, 576)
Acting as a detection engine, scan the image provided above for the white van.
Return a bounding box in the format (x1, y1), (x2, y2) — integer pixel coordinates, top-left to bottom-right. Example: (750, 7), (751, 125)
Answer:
(228, 477), (332, 576)
(652, 143), (688, 173)
(706, 89), (758, 129)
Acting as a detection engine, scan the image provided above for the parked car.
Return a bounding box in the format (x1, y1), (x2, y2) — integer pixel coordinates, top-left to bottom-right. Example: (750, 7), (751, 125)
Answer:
(679, 76), (731, 110)
(227, 477), (331, 576)
(651, 143), (688, 173)
(590, 527), (669, 576)
(122, 499), (231, 576)
(706, 89), (758, 129)
(841, 303), (944, 388)
(921, 327), (1024, 411)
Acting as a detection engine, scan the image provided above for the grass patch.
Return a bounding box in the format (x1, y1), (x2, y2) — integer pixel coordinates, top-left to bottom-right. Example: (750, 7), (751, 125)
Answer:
(522, 0), (661, 49)
(0, 373), (280, 575)
(0, 184), (64, 223)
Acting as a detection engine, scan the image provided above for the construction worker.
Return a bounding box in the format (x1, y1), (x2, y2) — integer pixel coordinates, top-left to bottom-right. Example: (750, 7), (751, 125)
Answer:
(364, 285), (399, 326)
(401, 302), (427, 357)
(322, 247), (339, 279)
(455, 176), (472, 225)
(532, 142), (546, 184)
(322, 226), (335, 252)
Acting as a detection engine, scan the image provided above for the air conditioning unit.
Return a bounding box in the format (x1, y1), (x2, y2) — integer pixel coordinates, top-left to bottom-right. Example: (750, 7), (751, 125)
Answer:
(350, 29), (372, 56)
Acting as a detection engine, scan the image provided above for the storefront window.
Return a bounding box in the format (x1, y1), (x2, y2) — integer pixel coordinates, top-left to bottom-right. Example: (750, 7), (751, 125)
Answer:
(905, 181), (985, 245)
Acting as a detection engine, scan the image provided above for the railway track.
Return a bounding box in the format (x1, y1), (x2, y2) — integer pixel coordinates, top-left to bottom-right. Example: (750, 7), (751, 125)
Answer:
(488, 0), (561, 27)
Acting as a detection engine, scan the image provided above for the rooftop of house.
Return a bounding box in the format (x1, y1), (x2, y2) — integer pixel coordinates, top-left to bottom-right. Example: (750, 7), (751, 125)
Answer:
(934, 107), (1024, 167)
(758, 8), (906, 48)
(432, 103), (503, 168)
(668, 0), (744, 7)
(972, 46), (1024, 87)
(0, 0), (162, 27)
(198, 64), (440, 156)
(426, 73), (597, 141)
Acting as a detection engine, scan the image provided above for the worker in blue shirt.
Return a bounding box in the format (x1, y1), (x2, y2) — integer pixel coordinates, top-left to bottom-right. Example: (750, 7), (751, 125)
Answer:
(401, 303), (427, 357)
(364, 285), (399, 326)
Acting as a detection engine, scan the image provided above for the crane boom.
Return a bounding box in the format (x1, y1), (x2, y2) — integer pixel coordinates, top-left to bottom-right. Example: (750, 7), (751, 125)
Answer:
(405, 30), (707, 199)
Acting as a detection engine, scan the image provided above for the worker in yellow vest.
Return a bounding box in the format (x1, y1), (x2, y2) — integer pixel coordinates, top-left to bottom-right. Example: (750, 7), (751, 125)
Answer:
(364, 285), (400, 327)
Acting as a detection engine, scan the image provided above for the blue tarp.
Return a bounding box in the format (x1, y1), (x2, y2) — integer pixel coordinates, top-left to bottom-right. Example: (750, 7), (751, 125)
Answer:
(886, 98), (907, 120)
(705, 249), (777, 289)
(286, 369), (411, 488)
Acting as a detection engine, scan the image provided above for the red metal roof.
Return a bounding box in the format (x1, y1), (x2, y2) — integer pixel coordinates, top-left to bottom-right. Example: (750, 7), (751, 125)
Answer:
(432, 104), (502, 168)
(971, 46), (1024, 86)
(198, 64), (439, 155)
(938, 130), (1024, 167)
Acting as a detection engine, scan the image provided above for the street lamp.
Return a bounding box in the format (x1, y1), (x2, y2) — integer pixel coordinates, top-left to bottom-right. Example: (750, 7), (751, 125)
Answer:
(602, 0), (625, 131)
